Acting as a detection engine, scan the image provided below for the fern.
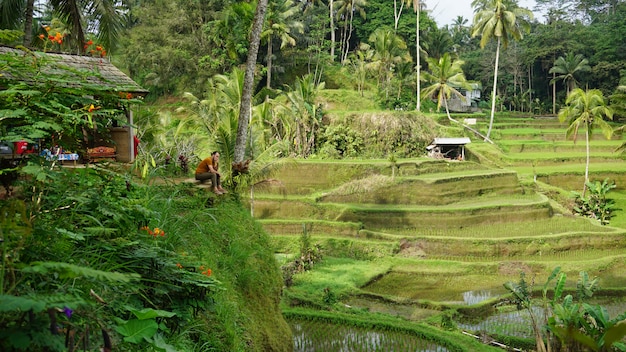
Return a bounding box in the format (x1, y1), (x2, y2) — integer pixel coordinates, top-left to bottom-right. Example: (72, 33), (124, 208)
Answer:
(22, 262), (140, 283)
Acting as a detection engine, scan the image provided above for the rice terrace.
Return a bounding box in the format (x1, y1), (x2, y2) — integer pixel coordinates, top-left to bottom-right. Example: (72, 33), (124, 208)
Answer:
(2, 0), (626, 350)
(258, 90), (626, 352)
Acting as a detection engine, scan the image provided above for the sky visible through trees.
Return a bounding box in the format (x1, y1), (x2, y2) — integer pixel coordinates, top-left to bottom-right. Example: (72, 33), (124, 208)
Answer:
(430, 0), (539, 26)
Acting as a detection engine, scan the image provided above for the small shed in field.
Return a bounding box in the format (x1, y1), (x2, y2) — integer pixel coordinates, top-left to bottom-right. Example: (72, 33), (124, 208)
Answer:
(426, 137), (471, 160)
(0, 45), (148, 163)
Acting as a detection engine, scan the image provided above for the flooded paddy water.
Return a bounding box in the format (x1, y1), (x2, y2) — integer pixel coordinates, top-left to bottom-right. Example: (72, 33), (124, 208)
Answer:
(290, 319), (450, 352)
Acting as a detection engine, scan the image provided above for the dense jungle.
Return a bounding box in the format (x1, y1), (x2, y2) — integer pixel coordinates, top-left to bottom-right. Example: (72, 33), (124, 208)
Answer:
(2, 0), (626, 351)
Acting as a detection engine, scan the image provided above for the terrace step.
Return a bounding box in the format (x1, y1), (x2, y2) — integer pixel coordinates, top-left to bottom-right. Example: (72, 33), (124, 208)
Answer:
(318, 170), (522, 205)
(499, 140), (622, 153)
(254, 193), (553, 230)
(256, 160), (489, 196)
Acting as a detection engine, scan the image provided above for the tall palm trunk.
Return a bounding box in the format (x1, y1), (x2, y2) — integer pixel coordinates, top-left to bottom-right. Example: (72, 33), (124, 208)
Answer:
(235, 0), (268, 163)
(23, 0), (35, 47)
(486, 36), (501, 140)
(342, 2), (355, 63)
(330, 0), (335, 61)
(444, 96), (491, 142)
(415, 2), (420, 112)
(584, 126), (590, 197)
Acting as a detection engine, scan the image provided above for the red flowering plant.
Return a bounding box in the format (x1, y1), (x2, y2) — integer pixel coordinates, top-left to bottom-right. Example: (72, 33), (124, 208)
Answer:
(84, 39), (107, 58)
(38, 25), (67, 52)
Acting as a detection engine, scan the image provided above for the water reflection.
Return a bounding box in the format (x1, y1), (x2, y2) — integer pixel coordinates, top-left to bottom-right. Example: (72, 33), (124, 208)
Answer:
(458, 300), (626, 339)
(462, 290), (498, 305)
(291, 320), (449, 352)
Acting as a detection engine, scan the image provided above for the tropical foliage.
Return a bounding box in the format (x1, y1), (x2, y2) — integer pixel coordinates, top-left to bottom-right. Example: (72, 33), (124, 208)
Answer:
(558, 88), (613, 195)
(505, 267), (626, 352)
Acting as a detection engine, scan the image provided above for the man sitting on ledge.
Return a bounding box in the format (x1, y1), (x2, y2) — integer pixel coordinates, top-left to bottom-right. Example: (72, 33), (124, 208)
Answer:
(195, 151), (227, 195)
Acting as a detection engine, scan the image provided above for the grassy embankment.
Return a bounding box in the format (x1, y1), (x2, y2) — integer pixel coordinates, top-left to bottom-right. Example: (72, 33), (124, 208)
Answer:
(253, 89), (626, 350)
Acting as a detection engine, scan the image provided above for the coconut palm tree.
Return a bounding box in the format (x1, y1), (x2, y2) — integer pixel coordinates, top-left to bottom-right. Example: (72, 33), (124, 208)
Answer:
(422, 53), (470, 115)
(235, 0), (268, 163)
(283, 74), (325, 157)
(471, 0), (532, 140)
(423, 27), (453, 60)
(368, 27), (411, 100)
(46, 0), (125, 53)
(405, 0), (421, 111)
(335, 0), (367, 63)
(558, 88), (613, 196)
(421, 53), (490, 141)
(263, 0), (303, 89)
(346, 43), (375, 96)
(549, 52), (591, 97)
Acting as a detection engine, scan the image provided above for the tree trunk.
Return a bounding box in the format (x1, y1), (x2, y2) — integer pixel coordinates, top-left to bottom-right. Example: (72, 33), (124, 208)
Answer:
(445, 96), (493, 143)
(393, 0), (403, 32)
(584, 126), (590, 197)
(415, 1), (420, 112)
(266, 36), (273, 89)
(234, 0), (268, 163)
(486, 36), (501, 140)
(342, 2), (355, 63)
(330, 0), (335, 61)
(552, 71), (556, 114)
(23, 0), (35, 47)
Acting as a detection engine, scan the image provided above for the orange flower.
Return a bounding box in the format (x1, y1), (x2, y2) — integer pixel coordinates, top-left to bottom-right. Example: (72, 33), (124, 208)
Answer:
(140, 226), (149, 231)
(87, 40), (93, 45)
(176, 263), (183, 269)
(48, 35), (54, 40)
(57, 39), (63, 44)
(38, 34), (45, 39)
(96, 46), (102, 51)
(88, 104), (96, 112)
(100, 50), (106, 57)
(126, 93), (132, 100)
(55, 32), (62, 41)
(202, 268), (212, 277)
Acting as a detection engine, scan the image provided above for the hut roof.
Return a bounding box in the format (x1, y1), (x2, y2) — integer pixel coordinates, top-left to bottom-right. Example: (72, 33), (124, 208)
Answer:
(432, 137), (472, 145)
(0, 45), (148, 96)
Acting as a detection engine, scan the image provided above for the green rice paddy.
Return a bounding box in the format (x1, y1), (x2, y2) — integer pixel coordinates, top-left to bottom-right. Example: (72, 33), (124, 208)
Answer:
(270, 115), (626, 351)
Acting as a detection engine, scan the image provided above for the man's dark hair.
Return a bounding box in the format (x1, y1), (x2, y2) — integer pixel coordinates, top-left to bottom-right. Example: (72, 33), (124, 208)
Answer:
(211, 151), (218, 156)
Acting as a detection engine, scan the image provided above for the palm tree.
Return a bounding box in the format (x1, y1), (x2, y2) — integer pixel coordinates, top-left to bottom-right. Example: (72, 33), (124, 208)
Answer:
(330, 0), (336, 61)
(450, 16), (470, 53)
(235, 0), (268, 163)
(346, 43), (375, 96)
(405, 0), (421, 111)
(46, 0), (125, 53)
(263, 0), (303, 89)
(335, 0), (367, 63)
(423, 27), (453, 60)
(421, 53), (490, 141)
(558, 88), (613, 196)
(368, 27), (411, 100)
(392, 0), (405, 32)
(283, 74), (325, 157)
(422, 53), (470, 115)
(471, 0), (532, 140)
(549, 52), (591, 97)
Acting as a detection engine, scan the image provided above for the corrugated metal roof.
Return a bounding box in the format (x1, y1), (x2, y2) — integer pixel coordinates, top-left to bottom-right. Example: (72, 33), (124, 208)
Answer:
(432, 137), (471, 145)
(0, 46), (148, 95)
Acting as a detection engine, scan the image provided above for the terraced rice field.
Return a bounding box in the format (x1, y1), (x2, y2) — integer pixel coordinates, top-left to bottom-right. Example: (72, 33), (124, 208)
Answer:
(267, 114), (626, 350)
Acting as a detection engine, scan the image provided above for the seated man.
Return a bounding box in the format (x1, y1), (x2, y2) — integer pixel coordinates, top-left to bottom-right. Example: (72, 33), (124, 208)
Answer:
(195, 151), (227, 194)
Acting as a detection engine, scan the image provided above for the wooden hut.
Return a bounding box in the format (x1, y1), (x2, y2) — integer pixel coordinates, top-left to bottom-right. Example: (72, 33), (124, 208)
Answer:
(426, 137), (471, 160)
(0, 45), (148, 163)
